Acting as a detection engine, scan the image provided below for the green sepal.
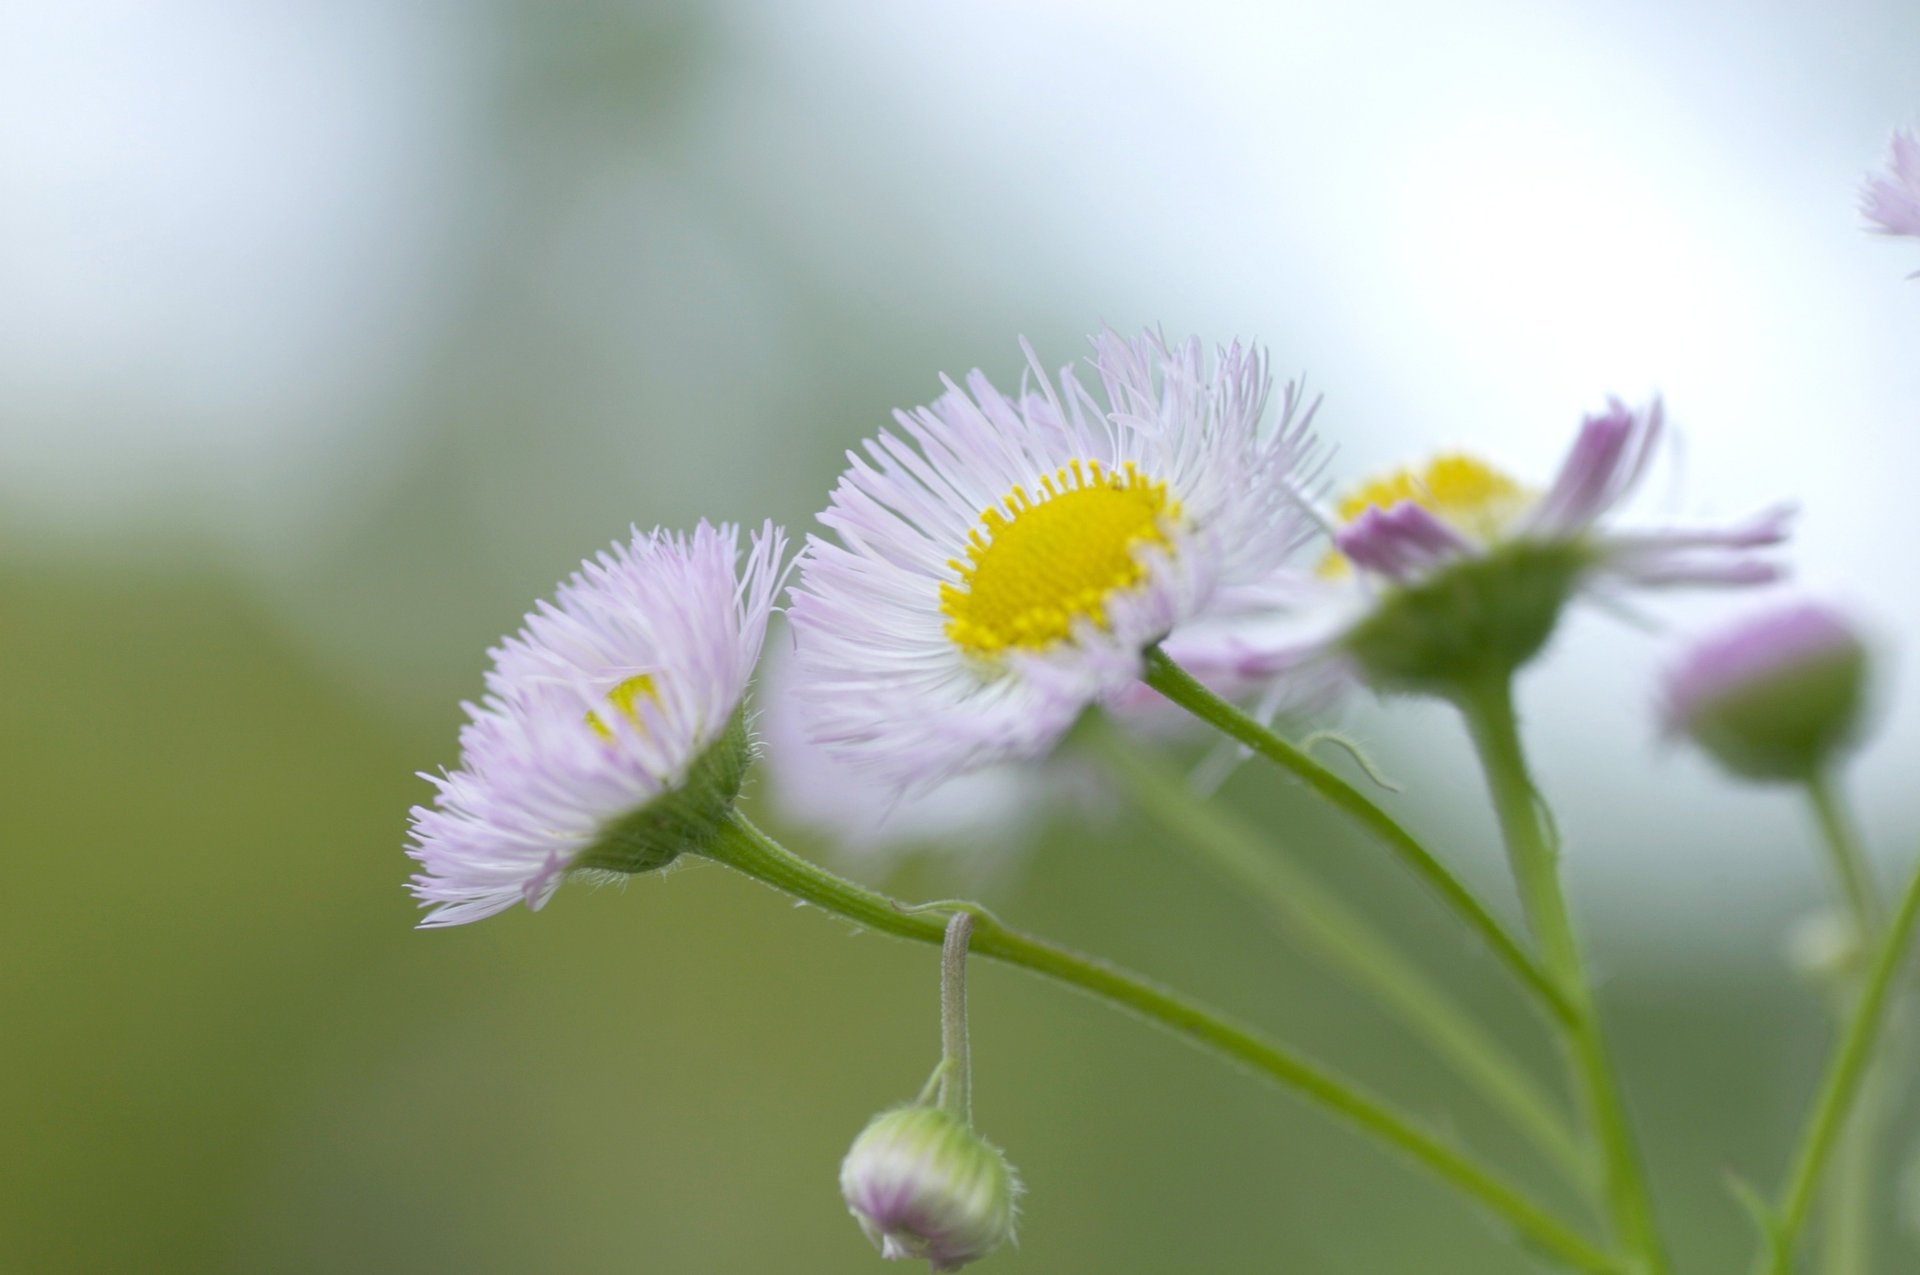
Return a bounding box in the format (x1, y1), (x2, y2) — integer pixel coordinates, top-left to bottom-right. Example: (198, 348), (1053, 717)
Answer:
(574, 711), (751, 876)
(1340, 541), (1588, 695)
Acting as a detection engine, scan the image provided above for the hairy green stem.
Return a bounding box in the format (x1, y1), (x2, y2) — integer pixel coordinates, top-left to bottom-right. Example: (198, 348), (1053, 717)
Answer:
(1140, 648), (1573, 1025)
(703, 812), (1616, 1272)
(938, 912), (974, 1123)
(1790, 778), (1897, 1275)
(1455, 675), (1671, 1275)
(1080, 712), (1587, 1186)
(1768, 855), (1920, 1272)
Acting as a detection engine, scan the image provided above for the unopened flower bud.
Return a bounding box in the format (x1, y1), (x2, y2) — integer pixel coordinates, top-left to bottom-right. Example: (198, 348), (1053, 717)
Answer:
(840, 1105), (1019, 1272)
(1661, 603), (1872, 783)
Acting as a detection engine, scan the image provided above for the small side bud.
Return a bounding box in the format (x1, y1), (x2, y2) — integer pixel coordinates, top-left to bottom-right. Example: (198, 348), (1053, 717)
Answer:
(840, 1105), (1020, 1272)
(1661, 603), (1872, 783)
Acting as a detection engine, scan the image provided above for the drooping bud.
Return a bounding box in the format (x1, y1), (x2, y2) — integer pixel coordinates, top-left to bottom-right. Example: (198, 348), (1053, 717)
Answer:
(841, 1104), (1019, 1272)
(1661, 603), (1872, 783)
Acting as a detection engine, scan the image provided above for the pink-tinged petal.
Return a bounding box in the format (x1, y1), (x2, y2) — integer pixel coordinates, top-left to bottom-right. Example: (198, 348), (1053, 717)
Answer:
(1525, 397), (1662, 536)
(1862, 128), (1920, 238)
(1334, 502), (1474, 581)
(1599, 503), (1796, 588)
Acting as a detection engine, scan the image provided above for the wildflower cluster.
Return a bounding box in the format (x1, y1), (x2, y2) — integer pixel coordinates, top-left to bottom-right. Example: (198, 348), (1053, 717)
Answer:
(399, 125), (1920, 1273)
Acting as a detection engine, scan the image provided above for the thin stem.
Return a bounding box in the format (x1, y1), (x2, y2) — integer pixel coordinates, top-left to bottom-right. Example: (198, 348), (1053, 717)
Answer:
(1807, 772), (1882, 939)
(704, 812), (1617, 1273)
(1816, 1070), (1878, 1275)
(1455, 675), (1671, 1275)
(1141, 647), (1573, 1025)
(1766, 864), (1920, 1275)
(1080, 712), (1587, 1187)
(938, 912), (974, 1123)
(1804, 770), (1883, 1275)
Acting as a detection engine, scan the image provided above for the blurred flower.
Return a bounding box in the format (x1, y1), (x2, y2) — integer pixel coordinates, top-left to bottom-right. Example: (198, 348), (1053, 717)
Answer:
(758, 608), (1339, 877)
(841, 1104), (1020, 1272)
(787, 329), (1321, 791)
(1862, 127), (1920, 241)
(756, 631), (1054, 880)
(1784, 907), (1867, 987)
(1312, 398), (1793, 692)
(1660, 601), (1871, 783)
(407, 521), (786, 926)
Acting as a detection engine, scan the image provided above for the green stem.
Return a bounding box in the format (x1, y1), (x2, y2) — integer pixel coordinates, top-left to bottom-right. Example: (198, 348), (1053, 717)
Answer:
(704, 812), (1617, 1273)
(1455, 675), (1671, 1275)
(1080, 712), (1587, 1187)
(1769, 856), (1920, 1273)
(938, 912), (974, 1123)
(1807, 772), (1882, 940)
(1141, 648), (1573, 1025)
(1793, 777), (1893, 1275)
(1816, 1069), (1878, 1275)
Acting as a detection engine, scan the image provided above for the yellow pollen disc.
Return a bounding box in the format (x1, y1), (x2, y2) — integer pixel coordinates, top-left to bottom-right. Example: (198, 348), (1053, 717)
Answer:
(585, 673), (661, 741)
(940, 458), (1180, 657)
(1321, 454), (1531, 576)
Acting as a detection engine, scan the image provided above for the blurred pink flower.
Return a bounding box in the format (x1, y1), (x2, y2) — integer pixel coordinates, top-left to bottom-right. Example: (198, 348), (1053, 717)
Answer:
(1861, 128), (1920, 240)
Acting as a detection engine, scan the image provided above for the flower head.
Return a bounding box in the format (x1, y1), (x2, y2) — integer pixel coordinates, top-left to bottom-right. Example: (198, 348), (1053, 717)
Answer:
(1319, 398), (1793, 691)
(1660, 602), (1871, 783)
(787, 329), (1320, 790)
(406, 521), (786, 926)
(1862, 127), (1920, 240)
(841, 1105), (1020, 1272)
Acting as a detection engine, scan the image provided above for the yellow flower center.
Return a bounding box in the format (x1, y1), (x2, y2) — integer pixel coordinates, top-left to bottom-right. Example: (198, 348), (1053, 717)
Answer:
(585, 673), (661, 740)
(1322, 454), (1532, 575)
(940, 459), (1180, 657)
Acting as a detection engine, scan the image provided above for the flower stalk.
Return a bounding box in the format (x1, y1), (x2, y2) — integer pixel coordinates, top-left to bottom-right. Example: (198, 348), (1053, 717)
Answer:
(939, 912), (975, 1124)
(702, 811), (1617, 1273)
(1140, 647), (1574, 1024)
(1765, 853), (1920, 1272)
(1079, 712), (1587, 1186)
(1453, 673), (1671, 1275)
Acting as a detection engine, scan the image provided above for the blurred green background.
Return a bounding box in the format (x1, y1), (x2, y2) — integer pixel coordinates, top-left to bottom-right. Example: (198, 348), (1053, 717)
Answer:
(5, 2), (1919, 1271)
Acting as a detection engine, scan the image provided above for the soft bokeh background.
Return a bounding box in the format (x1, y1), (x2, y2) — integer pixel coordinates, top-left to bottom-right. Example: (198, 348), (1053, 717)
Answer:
(4, 2), (1918, 1271)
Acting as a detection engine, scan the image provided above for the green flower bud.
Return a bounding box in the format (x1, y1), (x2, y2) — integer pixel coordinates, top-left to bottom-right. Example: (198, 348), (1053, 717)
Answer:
(1661, 604), (1871, 783)
(1339, 541), (1587, 694)
(840, 1105), (1019, 1272)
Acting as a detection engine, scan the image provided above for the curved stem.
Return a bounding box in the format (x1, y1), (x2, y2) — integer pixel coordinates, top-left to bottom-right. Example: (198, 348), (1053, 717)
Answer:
(1141, 647), (1573, 1024)
(1767, 859), (1920, 1272)
(1079, 712), (1587, 1187)
(938, 912), (974, 1123)
(704, 812), (1617, 1273)
(1455, 675), (1671, 1275)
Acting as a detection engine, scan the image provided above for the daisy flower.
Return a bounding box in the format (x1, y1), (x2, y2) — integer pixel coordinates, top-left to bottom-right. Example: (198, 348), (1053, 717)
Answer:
(786, 329), (1321, 791)
(1862, 127), (1920, 241)
(1314, 397), (1793, 691)
(407, 521), (786, 927)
